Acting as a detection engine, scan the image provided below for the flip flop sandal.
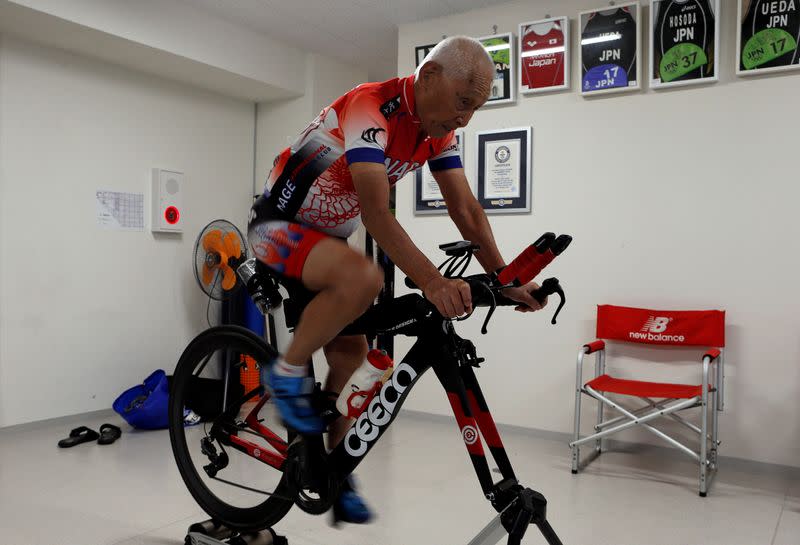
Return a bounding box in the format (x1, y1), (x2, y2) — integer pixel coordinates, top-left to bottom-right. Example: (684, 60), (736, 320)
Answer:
(58, 426), (100, 448)
(97, 423), (122, 445)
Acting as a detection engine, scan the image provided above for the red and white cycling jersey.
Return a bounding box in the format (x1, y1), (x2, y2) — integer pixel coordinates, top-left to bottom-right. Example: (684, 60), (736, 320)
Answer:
(257, 75), (462, 238)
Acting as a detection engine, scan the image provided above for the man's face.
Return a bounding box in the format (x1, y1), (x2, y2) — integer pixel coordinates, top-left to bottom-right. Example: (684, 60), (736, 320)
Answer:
(417, 64), (491, 138)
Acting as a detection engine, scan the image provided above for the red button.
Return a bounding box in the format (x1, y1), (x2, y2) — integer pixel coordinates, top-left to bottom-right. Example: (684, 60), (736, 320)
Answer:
(165, 206), (180, 224)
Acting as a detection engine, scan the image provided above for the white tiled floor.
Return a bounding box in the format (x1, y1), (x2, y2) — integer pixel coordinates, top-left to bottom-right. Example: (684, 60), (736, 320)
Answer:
(1, 410), (797, 545)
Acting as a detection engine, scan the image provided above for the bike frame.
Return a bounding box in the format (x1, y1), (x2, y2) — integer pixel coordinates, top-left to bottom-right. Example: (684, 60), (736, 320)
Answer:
(329, 318), (516, 496)
(210, 253), (566, 544)
(220, 301), (516, 509)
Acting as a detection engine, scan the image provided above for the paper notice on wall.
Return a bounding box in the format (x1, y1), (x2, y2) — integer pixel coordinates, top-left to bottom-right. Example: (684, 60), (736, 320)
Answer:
(96, 190), (144, 231)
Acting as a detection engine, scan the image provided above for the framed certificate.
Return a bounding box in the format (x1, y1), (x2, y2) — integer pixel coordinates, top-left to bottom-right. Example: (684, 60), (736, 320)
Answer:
(737, 0), (800, 76)
(415, 43), (437, 67)
(478, 33), (516, 105)
(519, 17), (570, 94)
(579, 2), (641, 95)
(414, 131), (465, 215)
(475, 127), (532, 214)
(650, 0), (720, 88)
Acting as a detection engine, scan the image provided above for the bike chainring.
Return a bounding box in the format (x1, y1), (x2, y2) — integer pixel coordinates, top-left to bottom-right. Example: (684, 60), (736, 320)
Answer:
(283, 437), (339, 515)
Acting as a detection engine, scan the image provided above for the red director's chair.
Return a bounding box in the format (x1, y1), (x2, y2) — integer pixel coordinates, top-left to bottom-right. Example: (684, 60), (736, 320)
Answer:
(570, 305), (726, 496)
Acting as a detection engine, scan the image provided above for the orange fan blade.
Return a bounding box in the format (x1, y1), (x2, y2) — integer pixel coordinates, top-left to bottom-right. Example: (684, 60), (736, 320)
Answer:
(202, 230), (224, 254)
(223, 231), (242, 260)
(202, 263), (216, 286)
(221, 265), (237, 291)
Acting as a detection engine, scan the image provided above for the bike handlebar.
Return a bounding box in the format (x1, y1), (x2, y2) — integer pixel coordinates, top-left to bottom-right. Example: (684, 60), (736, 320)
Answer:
(497, 234), (572, 287)
(464, 275), (566, 330)
(401, 232), (571, 333)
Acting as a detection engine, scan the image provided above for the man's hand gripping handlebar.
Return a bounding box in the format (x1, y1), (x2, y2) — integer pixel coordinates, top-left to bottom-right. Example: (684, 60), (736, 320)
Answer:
(405, 233), (572, 333)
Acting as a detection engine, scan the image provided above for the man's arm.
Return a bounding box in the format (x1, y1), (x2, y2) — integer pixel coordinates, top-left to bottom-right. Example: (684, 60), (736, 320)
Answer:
(349, 162), (472, 317)
(433, 167), (505, 273)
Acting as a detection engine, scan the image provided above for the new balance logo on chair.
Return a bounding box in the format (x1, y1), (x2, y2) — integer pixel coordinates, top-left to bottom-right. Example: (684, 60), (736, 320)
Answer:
(641, 316), (670, 333)
(630, 316), (685, 343)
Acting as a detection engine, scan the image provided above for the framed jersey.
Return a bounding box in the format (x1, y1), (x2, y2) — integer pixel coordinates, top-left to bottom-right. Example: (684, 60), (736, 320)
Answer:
(518, 16), (570, 94)
(737, 0), (800, 75)
(579, 2), (641, 96)
(650, 0), (720, 88)
(478, 33), (516, 105)
(414, 131), (465, 215)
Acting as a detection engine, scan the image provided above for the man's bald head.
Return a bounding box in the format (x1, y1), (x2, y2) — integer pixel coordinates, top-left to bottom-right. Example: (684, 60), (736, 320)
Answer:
(416, 36), (495, 87)
(414, 36), (495, 138)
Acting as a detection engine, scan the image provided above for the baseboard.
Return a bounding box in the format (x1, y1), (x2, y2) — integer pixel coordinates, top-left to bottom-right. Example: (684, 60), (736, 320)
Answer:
(399, 409), (800, 478)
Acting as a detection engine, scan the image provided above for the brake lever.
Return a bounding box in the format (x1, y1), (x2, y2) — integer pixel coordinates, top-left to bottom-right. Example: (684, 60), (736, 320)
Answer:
(454, 277), (497, 334)
(479, 289), (498, 334)
(531, 278), (566, 325)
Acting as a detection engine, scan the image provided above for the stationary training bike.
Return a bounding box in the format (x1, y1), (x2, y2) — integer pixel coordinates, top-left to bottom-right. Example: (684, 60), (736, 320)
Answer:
(170, 233), (571, 545)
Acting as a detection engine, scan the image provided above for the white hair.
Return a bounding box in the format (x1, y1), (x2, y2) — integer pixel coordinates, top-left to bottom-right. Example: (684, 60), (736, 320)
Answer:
(415, 36), (495, 82)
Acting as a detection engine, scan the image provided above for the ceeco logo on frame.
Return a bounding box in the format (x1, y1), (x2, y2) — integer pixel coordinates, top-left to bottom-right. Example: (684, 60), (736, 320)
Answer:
(344, 362), (418, 457)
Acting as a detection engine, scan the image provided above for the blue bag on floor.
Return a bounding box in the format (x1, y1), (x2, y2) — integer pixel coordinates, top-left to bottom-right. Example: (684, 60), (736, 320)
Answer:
(112, 370), (170, 430)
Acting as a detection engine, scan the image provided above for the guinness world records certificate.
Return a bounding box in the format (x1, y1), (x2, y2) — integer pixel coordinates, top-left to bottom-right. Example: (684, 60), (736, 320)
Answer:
(476, 127), (532, 214)
(414, 131), (465, 215)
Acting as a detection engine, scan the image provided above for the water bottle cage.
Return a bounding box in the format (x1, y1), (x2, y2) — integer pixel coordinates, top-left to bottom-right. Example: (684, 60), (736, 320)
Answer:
(341, 381), (382, 419)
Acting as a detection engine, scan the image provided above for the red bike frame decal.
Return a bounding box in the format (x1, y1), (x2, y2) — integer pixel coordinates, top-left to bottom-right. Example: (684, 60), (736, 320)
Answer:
(225, 393), (288, 471)
(229, 435), (286, 470)
(447, 392), (485, 456)
(244, 395), (290, 456)
(467, 391), (504, 449)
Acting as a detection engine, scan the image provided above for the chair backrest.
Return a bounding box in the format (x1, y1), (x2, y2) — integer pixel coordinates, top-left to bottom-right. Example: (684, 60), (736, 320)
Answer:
(597, 305), (725, 347)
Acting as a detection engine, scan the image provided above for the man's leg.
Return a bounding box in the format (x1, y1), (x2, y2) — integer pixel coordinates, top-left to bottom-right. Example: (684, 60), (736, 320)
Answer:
(258, 230), (378, 523)
(284, 238), (382, 367)
(322, 335), (370, 447)
(264, 237), (382, 433)
(322, 334), (375, 524)
(250, 220), (382, 434)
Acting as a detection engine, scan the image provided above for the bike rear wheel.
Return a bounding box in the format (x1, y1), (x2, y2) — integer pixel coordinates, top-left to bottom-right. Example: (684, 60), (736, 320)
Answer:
(169, 325), (294, 531)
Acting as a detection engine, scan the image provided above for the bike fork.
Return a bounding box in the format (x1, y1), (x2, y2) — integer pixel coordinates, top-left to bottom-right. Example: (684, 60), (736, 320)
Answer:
(435, 346), (564, 545)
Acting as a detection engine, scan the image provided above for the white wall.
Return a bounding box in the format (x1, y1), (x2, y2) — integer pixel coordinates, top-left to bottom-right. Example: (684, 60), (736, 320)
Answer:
(396, 0), (800, 467)
(0, 35), (255, 427)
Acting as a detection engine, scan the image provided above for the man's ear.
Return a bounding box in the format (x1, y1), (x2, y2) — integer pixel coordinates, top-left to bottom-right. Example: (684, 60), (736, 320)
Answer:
(418, 61), (442, 86)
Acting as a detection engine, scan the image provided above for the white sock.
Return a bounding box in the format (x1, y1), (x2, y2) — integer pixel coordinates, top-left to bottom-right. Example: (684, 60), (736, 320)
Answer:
(273, 357), (308, 378)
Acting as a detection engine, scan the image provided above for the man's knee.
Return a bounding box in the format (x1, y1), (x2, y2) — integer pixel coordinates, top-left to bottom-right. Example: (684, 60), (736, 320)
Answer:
(332, 256), (383, 304)
(363, 261), (384, 299)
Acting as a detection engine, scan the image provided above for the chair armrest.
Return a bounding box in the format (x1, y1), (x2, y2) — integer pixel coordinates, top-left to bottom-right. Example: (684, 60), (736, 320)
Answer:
(704, 348), (721, 361)
(583, 340), (605, 354)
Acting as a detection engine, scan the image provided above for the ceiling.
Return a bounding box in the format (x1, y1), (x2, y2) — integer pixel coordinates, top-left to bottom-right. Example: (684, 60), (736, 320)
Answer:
(184, 0), (512, 80)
